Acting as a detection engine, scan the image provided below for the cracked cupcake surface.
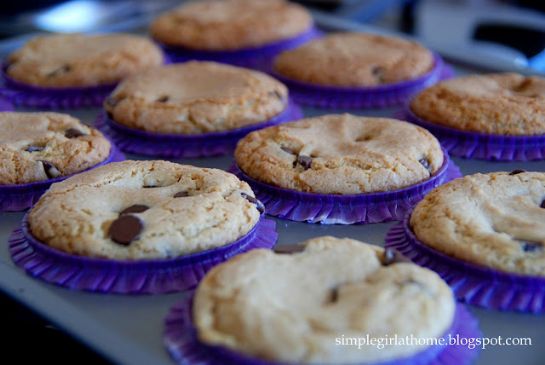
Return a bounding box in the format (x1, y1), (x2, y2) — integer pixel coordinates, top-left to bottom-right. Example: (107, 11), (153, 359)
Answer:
(235, 114), (443, 194)
(273, 32), (434, 87)
(194, 237), (455, 364)
(0, 112), (111, 184)
(411, 171), (545, 276)
(28, 160), (261, 260)
(150, 0), (312, 51)
(104, 62), (288, 134)
(410, 73), (545, 135)
(6, 34), (164, 88)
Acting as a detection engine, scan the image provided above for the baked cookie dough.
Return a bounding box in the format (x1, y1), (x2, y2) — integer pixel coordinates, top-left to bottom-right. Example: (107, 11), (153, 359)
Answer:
(0, 112), (111, 185)
(411, 171), (545, 276)
(150, 0), (312, 51)
(194, 236), (455, 364)
(6, 33), (164, 88)
(273, 32), (434, 87)
(410, 73), (545, 135)
(235, 114), (444, 194)
(104, 61), (288, 134)
(28, 160), (262, 260)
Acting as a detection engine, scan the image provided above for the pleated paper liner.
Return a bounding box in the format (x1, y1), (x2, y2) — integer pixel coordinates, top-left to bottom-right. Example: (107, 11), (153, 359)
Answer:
(0, 56), (171, 109)
(0, 143), (125, 212)
(229, 150), (462, 224)
(158, 27), (321, 72)
(271, 54), (452, 109)
(403, 106), (545, 161)
(385, 214), (545, 313)
(96, 100), (303, 158)
(9, 214), (277, 294)
(0, 95), (14, 111)
(164, 292), (480, 365)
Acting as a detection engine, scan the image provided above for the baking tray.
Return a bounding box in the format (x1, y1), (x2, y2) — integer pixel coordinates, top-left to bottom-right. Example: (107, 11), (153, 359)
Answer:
(1, 20), (545, 365)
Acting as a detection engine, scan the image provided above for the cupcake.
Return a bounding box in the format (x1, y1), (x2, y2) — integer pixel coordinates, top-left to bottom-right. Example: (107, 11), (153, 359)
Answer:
(9, 160), (277, 294)
(97, 61), (302, 158)
(165, 237), (480, 365)
(150, 0), (318, 71)
(386, 171), (545, 312)
(1, 33), (165, 108)
(231, 114), (461, 224)
(406, 73), (545, 160)
(0, 112), (122, 211)
(272, 32), (448, 109)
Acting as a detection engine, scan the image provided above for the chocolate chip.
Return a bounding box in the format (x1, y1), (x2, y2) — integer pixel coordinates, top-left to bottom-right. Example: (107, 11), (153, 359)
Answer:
(120, 204), (149, 215)
(541, 199), (545, 209)
(174, 191), (189, 198)
(371, 66), (385, 82)
(25, 145), (44, 153)
(109, 215), (143, 246)
(296, 155), (312, 170)
(241, 192), (265, 214)
(521, 241), (543, 253)
(419, 158), (431, 173)
(156, 95), (169, 103)
(274, 244), (305, 254)
(47, 64), (71, 78)
(41, 161), (61, 179)
(382, 248), (411, 266)
(509, 169), (526, 175)
(281, 146), (295, 154)
(64, 128), (86, 139)
(143, 185), (158, 188)
(328, 286), (339, 303)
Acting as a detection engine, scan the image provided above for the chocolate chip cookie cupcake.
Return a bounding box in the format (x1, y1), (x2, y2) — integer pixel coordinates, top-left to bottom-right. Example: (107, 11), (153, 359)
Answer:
(9, 160), (277, 294)
(386, 171), (545, 312)
(406, 73), (545, 160)
(1, 33), (165, 109)
(272, 32), (449, 108)
(97, 61), (302, 158)
(232, 114), (461, 224)
(165, 237), (480, 365)
(150, 0), (318, 71)
(0, 112), (122, 211)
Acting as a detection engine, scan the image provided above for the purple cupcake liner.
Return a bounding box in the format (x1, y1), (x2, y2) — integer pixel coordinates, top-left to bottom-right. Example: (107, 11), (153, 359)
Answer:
(403, 107), (545, 161)
(164, 292), (480, 365)
(9, 214), (277, 294)
(385, 214), (545, 313)
(96, 100), (303, 158)
(271, 54), (452, 109)
(0, 144), (125, 212)
(229, 150), (462, 224)
(0, 95), (14, 111)
(158, 27), (321, 72)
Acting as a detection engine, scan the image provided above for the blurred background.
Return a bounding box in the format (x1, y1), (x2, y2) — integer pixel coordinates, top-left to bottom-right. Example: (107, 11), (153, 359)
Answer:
(1, 0), (545, 71)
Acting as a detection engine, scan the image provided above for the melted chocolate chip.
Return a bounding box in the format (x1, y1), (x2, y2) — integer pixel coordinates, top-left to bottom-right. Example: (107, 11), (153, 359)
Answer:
(419, 158), (431, 173)
(64, 128), (86, 139)
(296, 155), (312, 170)
(25, 145), (44, 153)
(174, 191), (189, 198)
(521, 241), (543, 253)
(541, 199), (545, 209)
(47, 64), (71, 78)
(509, 169), (526, 175)
(109, 215), (143, 246)
(382, 248), (411, 266)
(143, 185), (159, 188)
(274, 244), (305, 254)
(328, 286), (339, 303)
(41, 161), (61, 179)
(240, 192), (265, 214)
(156, 95), (169, 103)
(371, 66), (385, 82)
(120, 204), (149, 215)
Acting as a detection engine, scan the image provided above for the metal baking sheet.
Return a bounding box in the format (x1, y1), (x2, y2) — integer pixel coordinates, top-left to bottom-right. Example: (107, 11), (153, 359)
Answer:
(2, 22), (545, 365)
